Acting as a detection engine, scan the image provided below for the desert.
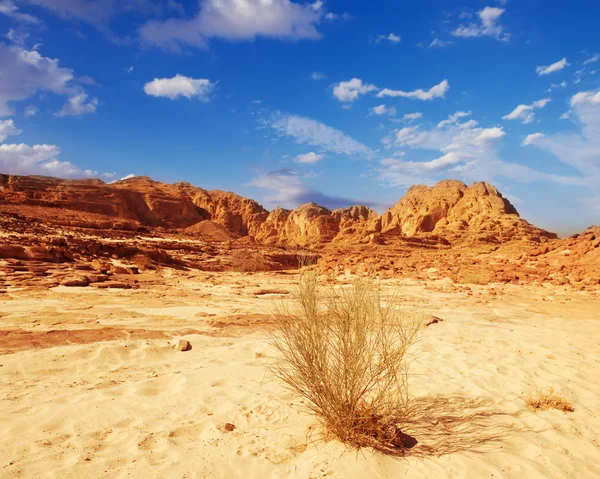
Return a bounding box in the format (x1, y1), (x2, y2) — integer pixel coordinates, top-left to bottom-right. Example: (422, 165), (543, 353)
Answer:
(1, 174), (599, 478)
(1, 2), (600, 476)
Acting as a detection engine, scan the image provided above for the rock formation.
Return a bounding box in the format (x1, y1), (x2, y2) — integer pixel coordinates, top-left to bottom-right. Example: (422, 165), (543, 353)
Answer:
(0, 173), (559, 246)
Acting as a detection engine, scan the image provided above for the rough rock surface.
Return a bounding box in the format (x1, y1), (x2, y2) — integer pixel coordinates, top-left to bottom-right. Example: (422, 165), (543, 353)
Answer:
(1, 173), (597, 289)
(380, 180), (555, 243)
(0, 174), (554, 246)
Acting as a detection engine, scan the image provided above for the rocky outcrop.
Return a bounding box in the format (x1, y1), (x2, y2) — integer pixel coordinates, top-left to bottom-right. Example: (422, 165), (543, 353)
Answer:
(380, 180), (555, 243)
(0, 174), (556, 246)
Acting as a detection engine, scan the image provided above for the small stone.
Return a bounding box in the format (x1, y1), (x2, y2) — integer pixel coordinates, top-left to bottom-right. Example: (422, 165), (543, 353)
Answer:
(224, 423), (236, 432)
(174, 340), (191, 352)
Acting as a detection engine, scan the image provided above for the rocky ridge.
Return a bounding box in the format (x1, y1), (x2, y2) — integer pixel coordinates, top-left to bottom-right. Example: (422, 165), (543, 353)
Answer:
(0, 174), (554, 246)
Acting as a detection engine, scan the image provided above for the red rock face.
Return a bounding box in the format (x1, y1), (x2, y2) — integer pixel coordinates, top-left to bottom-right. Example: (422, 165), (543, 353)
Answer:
(0, 174), (555, 246)
(380, 180), (553, 243)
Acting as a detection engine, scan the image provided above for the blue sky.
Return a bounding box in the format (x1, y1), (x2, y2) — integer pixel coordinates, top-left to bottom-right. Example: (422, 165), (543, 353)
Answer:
(0, 0), (598, 234)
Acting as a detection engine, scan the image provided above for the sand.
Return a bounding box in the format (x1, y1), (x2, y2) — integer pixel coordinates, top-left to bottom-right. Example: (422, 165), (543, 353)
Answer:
(1, 272), (599, 478)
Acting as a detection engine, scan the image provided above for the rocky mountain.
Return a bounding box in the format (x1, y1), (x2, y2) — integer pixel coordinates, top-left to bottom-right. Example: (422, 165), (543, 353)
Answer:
(0, 173), (555, 246)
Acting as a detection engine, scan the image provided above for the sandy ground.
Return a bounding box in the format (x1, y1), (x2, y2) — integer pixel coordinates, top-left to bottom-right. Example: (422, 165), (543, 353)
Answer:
(1, 271), (599, 478)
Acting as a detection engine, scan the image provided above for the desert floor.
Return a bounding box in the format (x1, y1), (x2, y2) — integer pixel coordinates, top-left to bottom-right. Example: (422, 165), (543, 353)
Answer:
(1, 271), (599, 478)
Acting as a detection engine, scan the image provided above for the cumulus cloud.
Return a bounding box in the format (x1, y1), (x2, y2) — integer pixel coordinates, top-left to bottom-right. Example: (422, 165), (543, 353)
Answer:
(249, 169), (372, 210)
(332, 78), (377, 102)
(262, 111), (374, 158)
(452, 7), (508, 41)
(372, 104), (396, 116)
(536, 58), (569, 76)
(0, 118), (111, 178)
(0, 141), (100, 178)
(378, 110), (580, 188)
(522, 133), (545, 146)
(376, 33), (400, 44)
(502, 99), (550, 124)
(377, 79), (449, 101)
(55, 93), (99, 117)
(143, 74), (216, 100)
(0, 42), (80, 116)
(139, 0), (322, 52)
(0, 119), (21, 142)
(294, 152), (323, 164)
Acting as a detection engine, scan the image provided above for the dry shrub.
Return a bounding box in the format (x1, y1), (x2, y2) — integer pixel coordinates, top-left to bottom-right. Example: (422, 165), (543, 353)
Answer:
(525, 388), (574, 413)
(230, 249), (269, 272)
(269, 270), (422, 454)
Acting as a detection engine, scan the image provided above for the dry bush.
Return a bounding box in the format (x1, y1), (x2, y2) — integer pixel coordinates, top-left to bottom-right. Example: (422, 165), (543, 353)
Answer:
(525, 388), (574, 413)
(230, 249), (269, 272)
(269, 270), (422, 454)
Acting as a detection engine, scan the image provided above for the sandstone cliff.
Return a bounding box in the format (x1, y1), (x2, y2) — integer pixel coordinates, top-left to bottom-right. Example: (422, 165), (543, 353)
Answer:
(0, 173), (556, 245)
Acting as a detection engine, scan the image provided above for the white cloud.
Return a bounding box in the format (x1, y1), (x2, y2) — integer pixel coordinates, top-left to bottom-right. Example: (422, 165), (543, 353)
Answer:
(263, 111), (374, 158)
(502, 99), (550, 124)
(143, 74), (216, 100)
(0, 42), (79, 116)
(23, 105), (37, 118)
(55, 93), (99, 117)
(377, 79), (449, 101)
(570, 90), (600, 106)
(452, 7), (508, 41)
(536, 57), (569, 76)
(523, 89), (600, 202)
(372, 104), (396, 116)
(376, 33), (401, 44)
(119, 173), (136, 181)
(378, 111), (580, 188)
(139, 0), (322, 51)
(332, 78), (377, 102)
(0, 0), (40, 23)
(380, 151), (464, 175)
(294, 152), (324, 164)
(402, 112), (423, 121)
(101, 172), (116, 179)
(437, 110), (472, 128)
(124, 65), (134, 74)
(547, 80), (567, 92)
(324, 12), (352, 21)
(311, 72), (326, 80)
(428, 38), (454, 48)
(0, 143), (99, 178)
(0, 119), (21, 142)
(583, 54), (599, 66)
(522, 133), (545, 146)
